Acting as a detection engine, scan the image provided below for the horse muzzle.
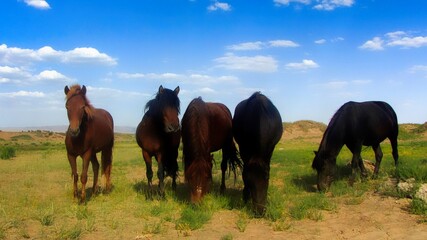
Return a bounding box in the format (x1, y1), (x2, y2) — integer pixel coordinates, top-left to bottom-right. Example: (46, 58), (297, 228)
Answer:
(164, 123), (180, 133)
(67, 126), (80, 137)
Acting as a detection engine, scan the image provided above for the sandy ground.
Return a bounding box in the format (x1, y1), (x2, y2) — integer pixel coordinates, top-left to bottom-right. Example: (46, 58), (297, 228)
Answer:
(148, 193), (425, 240)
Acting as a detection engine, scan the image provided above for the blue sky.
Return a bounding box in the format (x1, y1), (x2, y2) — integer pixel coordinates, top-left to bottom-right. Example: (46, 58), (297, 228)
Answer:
(1, 0), (427, 128)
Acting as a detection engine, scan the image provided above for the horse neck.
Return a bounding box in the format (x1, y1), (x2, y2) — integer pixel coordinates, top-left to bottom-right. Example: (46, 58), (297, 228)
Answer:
(145, 106), (165, 131)
(318, 123), (345, 158)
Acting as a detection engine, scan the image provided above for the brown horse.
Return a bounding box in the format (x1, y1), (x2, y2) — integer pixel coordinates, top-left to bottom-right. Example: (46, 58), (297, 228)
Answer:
(64, 84), (114, 203)
(182, 97), (242, 203)
(136, 85), (181, 198)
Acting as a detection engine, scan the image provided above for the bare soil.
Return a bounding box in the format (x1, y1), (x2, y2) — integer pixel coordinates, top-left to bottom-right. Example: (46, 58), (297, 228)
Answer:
(163, 193), (425, 240)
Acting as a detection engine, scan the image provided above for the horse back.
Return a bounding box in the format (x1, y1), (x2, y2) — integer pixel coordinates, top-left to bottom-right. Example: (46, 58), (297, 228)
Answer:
(206, 102), (233, 152)
(233, 93), (283, 159)
(341, 101), (398, 145)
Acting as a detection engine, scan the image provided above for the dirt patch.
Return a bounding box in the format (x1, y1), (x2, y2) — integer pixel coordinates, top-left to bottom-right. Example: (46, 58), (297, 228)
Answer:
(150, 193), (425, 240)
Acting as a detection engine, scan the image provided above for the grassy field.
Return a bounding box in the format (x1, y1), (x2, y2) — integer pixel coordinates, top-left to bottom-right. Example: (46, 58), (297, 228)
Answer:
(0, 122), (426, 239)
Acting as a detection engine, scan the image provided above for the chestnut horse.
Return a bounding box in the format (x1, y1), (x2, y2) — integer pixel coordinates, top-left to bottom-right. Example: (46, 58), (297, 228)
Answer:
(233, 92), (283, 215)
(182, 97), (242, 203)
(136, 85), (180, 198)
(64, 84), (114, 203)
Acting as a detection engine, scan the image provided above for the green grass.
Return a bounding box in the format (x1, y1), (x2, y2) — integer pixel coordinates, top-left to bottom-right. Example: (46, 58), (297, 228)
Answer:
(0, 128), (426, 239)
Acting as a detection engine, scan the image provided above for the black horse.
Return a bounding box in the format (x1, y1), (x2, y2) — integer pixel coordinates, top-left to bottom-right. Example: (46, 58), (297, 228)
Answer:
(312, 101), (399, 191)
(233, 92), (283, 215)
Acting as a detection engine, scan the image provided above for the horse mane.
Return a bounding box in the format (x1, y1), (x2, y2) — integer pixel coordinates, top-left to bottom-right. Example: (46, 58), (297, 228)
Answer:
(182, 97), (211, 182)
(144, 87), (180, 124)
(65, 84), (95, 119)
(319, 102), (354, 151)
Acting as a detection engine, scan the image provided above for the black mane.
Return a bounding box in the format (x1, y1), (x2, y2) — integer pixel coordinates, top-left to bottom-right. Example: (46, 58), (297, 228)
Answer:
(143, 87), (180, 130)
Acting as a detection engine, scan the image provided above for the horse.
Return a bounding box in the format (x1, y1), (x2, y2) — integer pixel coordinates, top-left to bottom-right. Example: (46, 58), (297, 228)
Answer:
(64, 84), (114, 203)
(135, 85), (181, 198)
(181, 97), (242, 203)
(232, 92), (283, 215)
(312, 101), (399, 191)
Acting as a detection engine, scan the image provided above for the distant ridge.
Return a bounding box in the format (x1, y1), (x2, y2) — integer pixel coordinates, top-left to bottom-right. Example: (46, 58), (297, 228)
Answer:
(0, 125), (136, 134)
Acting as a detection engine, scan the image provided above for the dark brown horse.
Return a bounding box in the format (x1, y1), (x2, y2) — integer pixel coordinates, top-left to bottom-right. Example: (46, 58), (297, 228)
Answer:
(182, 97), (242, 203)
(136, 85), (180, 198)
(64, 84), (114, 203)
(233, 92), (283, 215)
(312, 101), (399, 191)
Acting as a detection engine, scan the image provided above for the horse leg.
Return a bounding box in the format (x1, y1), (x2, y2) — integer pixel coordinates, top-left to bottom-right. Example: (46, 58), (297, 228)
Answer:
(156, 155), (165, 198)
(390, 137), (399, 167)
(349, 145), (362, 186)
(142, 150), (153, 199)
(372, 144), (383, 177)
(101, 147), (113, 192)
(220, 153), (228, 194)
(90, 153), (100, 195)
(80, 151), (92, 204)
(67, 154), (79, 199)
(242, 170), (250, 203)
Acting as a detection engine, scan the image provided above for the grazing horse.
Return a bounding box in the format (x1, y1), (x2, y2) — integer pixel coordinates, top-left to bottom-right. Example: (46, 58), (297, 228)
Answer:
(136, 85), (180, 198)
(182, 97), (242, 203)
(312, 101), (399, 191)
(64, 84), (114, 203)
(233, 92), (283, 215)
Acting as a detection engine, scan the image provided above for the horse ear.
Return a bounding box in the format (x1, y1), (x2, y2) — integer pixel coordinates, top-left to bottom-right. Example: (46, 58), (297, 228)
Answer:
(314, 151), (318, 156)
(64, 86), (70, 95)
(159, 85), (164, 94)
(81, 85), (87, 95)
(174, 86), (180, 95)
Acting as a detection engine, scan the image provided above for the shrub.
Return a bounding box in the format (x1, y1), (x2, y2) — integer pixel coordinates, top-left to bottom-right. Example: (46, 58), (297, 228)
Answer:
(0, 146), (16, 160)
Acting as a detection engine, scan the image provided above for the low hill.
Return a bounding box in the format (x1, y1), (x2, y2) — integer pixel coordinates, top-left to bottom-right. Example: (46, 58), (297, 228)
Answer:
(282, 120), (327, 143)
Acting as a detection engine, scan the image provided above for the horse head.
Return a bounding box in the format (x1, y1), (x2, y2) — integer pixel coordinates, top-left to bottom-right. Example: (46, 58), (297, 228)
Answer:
(243, 160), (270, 215)
(64, 85), (93, 137)
(186, 154), (213, 203)
(157, 85), (180, 133)
(312, 151), (335, 191)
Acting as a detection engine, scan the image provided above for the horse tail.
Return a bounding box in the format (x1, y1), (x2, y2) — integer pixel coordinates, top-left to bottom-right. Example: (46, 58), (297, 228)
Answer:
(227, 141), (243, 180)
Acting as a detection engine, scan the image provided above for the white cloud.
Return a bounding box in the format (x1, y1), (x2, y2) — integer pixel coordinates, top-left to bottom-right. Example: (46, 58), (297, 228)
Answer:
(35, 70), (71, 82)
(0, 65), (71, 84)
(23, 0), (50, 10)
(314, 0), (354, 11)
(268, 40), (300, 48)
(207, 1), (231, 11)
(361, 31), (427, 51)
(0, 66), (31, 78)
(315, 39), (326, 44)
(117, 72), (182, 80)
(227, 41), (264, 51)
(410, 65), (427, 73)
(0, 90), (45, 98)
(387, 36), (427, 48)
(409, 65), (427, 78)
(199, 87), (216, 93)
(285, 59), (319, 70)
(117, 72), (240, 85)
(274, 0), (354, 10)
(0, 44), (117, 66)
(359, 37), (384, 51)
(274, 0), (311, 6)
(226, 39), (299, 51)
(214, 53), (278, 72)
